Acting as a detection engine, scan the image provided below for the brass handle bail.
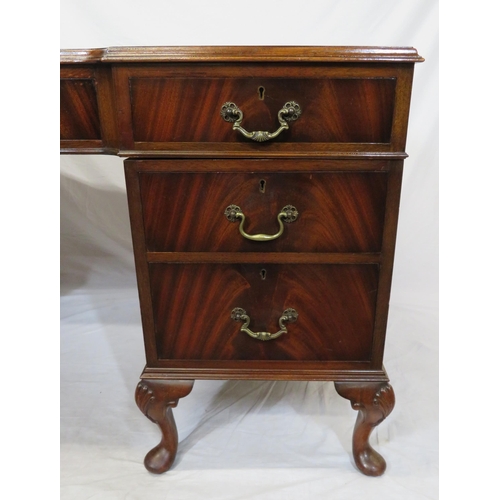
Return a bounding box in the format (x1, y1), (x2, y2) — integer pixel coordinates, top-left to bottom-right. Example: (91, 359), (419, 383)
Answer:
(224, 204), (298, 242)
(220, 101), (301, 142)
(231, 307), (298, 341)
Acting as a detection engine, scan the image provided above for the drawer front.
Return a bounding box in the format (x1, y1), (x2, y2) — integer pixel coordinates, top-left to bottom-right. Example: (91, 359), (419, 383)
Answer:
(140, 171), (388, 253)
(149, 264), (378, 362)
(60, 78), (101, 140)
(129, 76), (396, 144)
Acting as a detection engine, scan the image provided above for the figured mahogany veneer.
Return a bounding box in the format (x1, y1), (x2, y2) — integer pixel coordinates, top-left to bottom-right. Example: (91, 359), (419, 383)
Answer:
(60, 46), (422, 157)
(139, 168), (388, 253)
(61, 46), (423, 477)
(149, 263), (378, 361)
(129, 76), (396, 143)
(60, 79), (100, 140)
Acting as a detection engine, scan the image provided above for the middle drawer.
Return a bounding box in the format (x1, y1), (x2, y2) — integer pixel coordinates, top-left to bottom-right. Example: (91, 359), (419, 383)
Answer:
(139, 171), (388, 253)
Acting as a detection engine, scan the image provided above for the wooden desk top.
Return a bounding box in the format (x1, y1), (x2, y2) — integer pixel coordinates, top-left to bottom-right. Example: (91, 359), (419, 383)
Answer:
(60, 46), (423, 156)
(61, 46), (424, 64)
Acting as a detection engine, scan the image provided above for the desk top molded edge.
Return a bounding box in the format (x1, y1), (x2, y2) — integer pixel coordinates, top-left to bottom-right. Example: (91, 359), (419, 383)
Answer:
(60, 46), (424, 64)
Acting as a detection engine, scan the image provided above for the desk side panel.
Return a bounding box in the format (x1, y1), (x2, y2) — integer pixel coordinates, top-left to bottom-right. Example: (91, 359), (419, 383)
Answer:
(60, 64), (119, 154)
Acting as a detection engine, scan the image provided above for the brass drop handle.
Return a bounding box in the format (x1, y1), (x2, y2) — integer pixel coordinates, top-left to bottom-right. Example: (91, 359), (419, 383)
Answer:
(231, 307), (298, 341)
(224, 204), (298, 242)
(220, 101), (301, 142)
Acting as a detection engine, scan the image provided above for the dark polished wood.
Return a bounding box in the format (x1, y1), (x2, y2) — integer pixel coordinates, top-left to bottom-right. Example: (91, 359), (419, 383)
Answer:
(149, 263), (378, 361)
(146, 252), (381, 264)
(129, 76), (396, 144)
(135, 380), (194, 474)
(138, 169), (388, 253)
(113, 64), (412, 156)
(60, 65), (119, 154)
(60, 46), (424, 64)
(140, 364), (388, 382)
(61, 46), (421, 156)
(60, 78), (100, 140)
(128, 158), (393, 172)
(61, 46), (422, 476)
(335, 382), (395, 476)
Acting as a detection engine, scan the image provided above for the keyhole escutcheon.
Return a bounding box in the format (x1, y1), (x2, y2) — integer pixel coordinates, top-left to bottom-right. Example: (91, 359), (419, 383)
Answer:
(258, 86), (265, 100)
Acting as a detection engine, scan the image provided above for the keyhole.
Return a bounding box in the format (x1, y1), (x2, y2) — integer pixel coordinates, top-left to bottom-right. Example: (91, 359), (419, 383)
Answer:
(259, 179), (266, 193)
(258, 86), (265, 100)
(260, 269), (267, 280)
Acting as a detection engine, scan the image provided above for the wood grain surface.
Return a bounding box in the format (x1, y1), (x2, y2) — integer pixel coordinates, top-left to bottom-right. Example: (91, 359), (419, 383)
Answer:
(130, 77), (396, 144)
(60, 46), (424, 64)
(139, 171), (388, 253)
(149, 263), (379, 362)
(60, 46), (422, 476)
(60, 79), (100, 140)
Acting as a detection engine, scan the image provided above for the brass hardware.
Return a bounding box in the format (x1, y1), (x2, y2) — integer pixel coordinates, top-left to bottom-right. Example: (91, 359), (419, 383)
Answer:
(231, 307), (298, 341)
(220, 101), (301, 142)
(224, 204), (298, 242)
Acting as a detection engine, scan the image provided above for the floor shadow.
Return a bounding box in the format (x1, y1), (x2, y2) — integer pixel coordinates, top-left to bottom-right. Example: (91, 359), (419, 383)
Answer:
(175, 378), (354, 469)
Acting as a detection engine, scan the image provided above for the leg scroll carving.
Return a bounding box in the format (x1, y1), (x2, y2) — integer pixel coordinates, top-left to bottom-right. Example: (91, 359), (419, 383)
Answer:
(334, 382), (395, 477)
(135, 379), (194, 474)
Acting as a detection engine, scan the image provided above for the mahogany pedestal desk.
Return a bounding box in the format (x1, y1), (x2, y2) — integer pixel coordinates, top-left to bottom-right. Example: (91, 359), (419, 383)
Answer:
(60, 46), (423, 476)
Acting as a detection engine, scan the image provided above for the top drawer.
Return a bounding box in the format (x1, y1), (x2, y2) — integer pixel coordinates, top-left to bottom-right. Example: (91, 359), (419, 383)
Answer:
(128, 76), (395, 143)
(61, 47), (422, 155)
(113, 63), (414, 154)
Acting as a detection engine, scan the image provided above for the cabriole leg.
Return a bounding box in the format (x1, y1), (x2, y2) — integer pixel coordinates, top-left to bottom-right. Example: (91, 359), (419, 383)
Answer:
(135, 379), (194, 474)
(334, 382), (395, 476)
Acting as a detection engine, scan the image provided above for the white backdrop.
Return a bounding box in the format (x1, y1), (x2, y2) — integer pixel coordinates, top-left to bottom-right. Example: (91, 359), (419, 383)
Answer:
(60, 2), (438, 499)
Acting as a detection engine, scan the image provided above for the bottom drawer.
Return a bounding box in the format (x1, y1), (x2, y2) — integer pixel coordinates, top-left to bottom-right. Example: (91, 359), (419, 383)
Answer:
(149, 264), (379, 362)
